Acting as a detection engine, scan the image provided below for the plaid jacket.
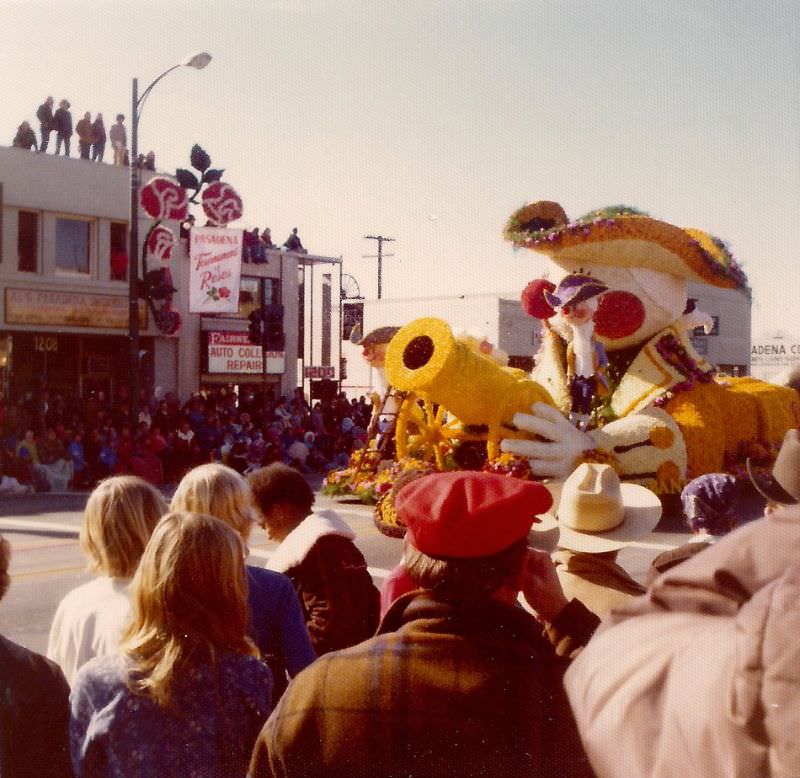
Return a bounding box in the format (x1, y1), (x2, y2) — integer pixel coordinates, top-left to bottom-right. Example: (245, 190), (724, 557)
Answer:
(250, 592), (596, 778)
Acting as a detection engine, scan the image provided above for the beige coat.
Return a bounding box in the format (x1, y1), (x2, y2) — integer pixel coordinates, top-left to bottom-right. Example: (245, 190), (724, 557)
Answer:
(564, 505), (800, 778)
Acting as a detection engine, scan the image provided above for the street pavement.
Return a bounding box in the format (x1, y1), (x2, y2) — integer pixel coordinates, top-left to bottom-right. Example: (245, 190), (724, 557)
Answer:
(0, 482), (767, 657)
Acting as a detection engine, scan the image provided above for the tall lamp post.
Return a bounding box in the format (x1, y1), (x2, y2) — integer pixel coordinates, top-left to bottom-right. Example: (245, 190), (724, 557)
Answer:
(128, 51), (212, 417)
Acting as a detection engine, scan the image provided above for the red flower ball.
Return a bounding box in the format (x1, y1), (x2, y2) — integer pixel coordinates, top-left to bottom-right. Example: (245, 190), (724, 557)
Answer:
(520, 278), (556, 320)
(140, 177), (188, 221)
(202, 182), (243, 225)
(594, 291), (646, 339)
(146, 225), (176, 261)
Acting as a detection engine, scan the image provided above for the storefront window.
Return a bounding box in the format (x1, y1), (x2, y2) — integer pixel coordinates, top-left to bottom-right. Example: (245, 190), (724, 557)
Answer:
(109, 222), (128, 280)
(18, 211), (38, 272)
(55, 217), (91, 274)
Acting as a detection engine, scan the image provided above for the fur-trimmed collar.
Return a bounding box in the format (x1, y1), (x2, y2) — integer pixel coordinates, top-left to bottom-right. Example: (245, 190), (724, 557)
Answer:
(265, 509), (355, 573)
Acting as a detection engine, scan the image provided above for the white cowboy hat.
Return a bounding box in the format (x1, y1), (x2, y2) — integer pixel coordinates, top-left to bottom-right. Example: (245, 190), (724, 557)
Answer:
(535, 462), (662, 553)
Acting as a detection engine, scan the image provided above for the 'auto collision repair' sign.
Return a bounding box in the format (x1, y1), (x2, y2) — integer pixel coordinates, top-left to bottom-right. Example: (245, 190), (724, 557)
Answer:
(207, 332), (285, 375)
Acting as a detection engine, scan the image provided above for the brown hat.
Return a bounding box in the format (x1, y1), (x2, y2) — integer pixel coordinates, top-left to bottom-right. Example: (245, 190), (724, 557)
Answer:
(357, 326), (400, 348)
(504, 201), (749, 293)
(747, 428), (800, 506)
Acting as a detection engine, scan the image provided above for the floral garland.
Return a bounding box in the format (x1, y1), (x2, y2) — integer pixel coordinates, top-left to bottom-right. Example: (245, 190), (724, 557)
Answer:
(652, 334), (715, 408)
(481, 452), (534, 480)
(723, 439), (780, 483)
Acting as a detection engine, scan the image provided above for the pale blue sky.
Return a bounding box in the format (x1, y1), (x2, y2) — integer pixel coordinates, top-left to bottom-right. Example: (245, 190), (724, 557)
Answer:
(2, 0), (798, 335)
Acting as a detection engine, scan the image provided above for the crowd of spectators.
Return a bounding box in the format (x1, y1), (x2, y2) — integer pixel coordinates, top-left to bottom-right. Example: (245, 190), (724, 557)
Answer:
(0, 385), (371, 493)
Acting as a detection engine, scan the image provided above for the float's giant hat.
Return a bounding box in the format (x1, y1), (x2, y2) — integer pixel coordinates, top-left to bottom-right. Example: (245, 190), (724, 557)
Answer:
(504, 201), (749, 294)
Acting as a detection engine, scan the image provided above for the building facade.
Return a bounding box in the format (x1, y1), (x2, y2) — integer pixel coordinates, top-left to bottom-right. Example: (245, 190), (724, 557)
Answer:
(0, 146), (341, 420)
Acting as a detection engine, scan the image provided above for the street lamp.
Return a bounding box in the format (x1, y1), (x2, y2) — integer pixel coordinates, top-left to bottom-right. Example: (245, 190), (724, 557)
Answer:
(128, 52), (212, 417)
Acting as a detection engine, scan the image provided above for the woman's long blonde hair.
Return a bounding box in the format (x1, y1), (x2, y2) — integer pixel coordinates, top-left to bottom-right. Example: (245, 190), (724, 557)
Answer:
(120, 511), (257, 707)
(80, 476), (167, 578)
(170, 463), (256, 541)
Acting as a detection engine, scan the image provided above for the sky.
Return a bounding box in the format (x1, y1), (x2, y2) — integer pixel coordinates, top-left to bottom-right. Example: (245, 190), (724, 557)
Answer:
(1, 0), (798, 336)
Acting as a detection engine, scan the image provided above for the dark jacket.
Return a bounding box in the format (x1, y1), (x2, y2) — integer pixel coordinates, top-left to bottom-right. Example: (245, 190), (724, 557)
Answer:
(52, 108), (72, 136)
(0, 633), (73, 777)
(265, 510), (380, 656)
(36, 101), (54, 129)
(251, 592), (596, 778)
(92, 118), (106, 144)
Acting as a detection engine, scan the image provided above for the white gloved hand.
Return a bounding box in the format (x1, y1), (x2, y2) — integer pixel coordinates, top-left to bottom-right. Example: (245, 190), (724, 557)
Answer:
(500, 402), (594, 478)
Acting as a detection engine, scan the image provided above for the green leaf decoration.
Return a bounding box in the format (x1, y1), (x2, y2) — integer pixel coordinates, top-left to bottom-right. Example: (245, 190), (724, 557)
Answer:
(190, 144), (211, 172)
(203, 168), (224, 183)
(175, 168), (200, 189)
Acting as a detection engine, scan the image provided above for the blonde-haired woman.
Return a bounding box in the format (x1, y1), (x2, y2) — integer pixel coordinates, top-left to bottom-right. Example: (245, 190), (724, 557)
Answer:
(170, 463), (314, 696)
(70, 512), (273, 776)
(47, 475), (166, 684)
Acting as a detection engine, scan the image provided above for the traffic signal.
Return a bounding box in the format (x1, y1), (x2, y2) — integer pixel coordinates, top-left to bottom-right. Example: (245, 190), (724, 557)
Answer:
(248, 308), (264, 345)
(263, 303), (285, 350)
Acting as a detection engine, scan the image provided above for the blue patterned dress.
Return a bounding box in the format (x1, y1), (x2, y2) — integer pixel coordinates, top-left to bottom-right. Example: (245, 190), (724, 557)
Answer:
(70, 652), (272, 777)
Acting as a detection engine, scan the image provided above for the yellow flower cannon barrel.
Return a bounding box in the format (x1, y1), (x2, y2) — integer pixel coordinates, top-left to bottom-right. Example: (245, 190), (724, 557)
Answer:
(385, 317), (554, 459)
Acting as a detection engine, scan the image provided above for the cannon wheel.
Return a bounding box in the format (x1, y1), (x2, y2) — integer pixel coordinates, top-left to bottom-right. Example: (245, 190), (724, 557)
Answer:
(395, 391), (485, 470)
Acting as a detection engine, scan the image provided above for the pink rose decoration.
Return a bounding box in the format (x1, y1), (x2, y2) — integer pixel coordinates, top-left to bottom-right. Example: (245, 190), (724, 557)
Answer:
(140, 177), (189, 221)
(201, 181), (243, 225)
(219, 287), (231, 299)
(146, 225), (177, 262)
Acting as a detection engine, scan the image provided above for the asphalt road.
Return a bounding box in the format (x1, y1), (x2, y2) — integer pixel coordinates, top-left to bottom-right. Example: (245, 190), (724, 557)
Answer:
(1, 483), (766, 657)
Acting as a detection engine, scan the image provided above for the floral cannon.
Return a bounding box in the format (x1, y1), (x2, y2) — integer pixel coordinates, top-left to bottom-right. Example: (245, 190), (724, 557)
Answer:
(384, 317), (554, 465)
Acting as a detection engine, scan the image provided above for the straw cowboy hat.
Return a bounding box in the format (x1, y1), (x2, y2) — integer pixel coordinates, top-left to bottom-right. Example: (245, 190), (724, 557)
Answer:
(537, 463), (662, 553)
(747, 428), (800, 506)
(503, 201), (749, 293)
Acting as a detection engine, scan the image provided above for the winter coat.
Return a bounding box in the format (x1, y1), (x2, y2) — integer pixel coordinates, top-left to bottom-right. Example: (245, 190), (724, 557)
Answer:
(52, 108), (72, 137)
(36, 101), (54, 129)
(251, 591), (598, 778)
(265, 510), (380, 655)
(92, 119), (106, 144)
(564, 504), (800, 778)
(75, 118), (94, 144)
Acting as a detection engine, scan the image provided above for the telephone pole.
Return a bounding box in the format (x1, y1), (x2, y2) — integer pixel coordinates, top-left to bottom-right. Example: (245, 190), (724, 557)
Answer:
(363, 235), (395, 299)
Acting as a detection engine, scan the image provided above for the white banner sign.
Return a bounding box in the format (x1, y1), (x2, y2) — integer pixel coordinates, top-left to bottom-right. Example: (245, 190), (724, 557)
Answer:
(750, 331), (800, 382)
(207, 332), (285, 375)
(189, 227), (243, 313)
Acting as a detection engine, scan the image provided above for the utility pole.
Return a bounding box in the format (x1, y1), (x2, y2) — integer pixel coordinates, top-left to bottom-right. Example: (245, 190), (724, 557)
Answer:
(363, 235), (395, 299)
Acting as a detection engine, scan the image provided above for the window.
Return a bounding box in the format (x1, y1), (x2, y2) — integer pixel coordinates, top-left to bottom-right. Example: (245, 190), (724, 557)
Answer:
(228, 277), (282, 318)
(18, 211), (38, 272)
(55, 218), (91, 273)
(109, 222), (128, 281)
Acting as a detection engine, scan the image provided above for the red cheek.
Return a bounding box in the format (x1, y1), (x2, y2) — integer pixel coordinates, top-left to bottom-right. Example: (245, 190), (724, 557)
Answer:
(594, 291), (646, 339)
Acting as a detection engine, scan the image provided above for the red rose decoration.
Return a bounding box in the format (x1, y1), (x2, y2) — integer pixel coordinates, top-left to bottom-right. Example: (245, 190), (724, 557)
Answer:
(140, 177), (189, 221)
(201, 181), (243, 225)
(520, 278), (556, 320)
(219, 287), (231, 299)
(146, 225), (176, 262)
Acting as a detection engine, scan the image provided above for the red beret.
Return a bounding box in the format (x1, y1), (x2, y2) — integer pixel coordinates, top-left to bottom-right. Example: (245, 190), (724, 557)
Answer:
(395, 471), (553, 558)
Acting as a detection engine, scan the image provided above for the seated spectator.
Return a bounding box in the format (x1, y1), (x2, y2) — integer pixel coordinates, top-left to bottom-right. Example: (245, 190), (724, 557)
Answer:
(281, 227), (306, 253)
(285, 432), (310, 472)
(250, 471), (598, 778)
(541, 463), (661, 617)
(70, 511), (274, 776)
(170, 464), (315, 696)
(34, 427), (73, 492)
(564, 429), (800, 778)
(0, 533), (73, 777)
(12, 120), (38, 150)
(647, 472), (739, 583)
(14, 429), (39, 487)
(249, 463), (380, 656)
(67, 432), (91, 489)
(47, 476), (166, 684)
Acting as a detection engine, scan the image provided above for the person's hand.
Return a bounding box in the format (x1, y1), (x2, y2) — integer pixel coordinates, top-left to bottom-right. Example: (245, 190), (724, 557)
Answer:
(521, 547), (568, 622)
(501, 402), (594, 478)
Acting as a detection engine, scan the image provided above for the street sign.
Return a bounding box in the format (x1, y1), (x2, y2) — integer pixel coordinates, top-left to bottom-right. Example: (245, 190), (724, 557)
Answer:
(304, 365), (335, 379)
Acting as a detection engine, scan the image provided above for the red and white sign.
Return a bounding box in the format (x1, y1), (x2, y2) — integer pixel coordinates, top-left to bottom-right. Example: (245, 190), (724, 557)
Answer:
(189, 227), (243, 313)
(304, 365), (336, 379)
(207, 332), (285, 375)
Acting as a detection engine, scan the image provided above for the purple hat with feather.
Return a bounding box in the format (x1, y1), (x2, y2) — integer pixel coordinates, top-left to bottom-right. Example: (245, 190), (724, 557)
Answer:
(543, 273), (608, 310)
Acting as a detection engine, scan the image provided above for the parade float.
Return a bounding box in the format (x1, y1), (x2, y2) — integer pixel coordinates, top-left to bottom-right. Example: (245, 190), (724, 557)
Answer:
(325, 202), (798, 536)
